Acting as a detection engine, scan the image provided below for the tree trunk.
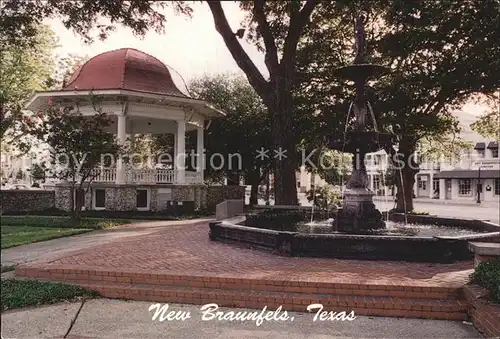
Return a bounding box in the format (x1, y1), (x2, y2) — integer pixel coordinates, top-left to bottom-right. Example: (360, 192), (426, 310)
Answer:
(250, 182), (259, 206)
(268, 84), (298, 206)
(69, 185), (76, 220)
(393, 137), (419, 213)
(71, 187), (84, 223)
(265, 172), (271, 205)
(395, 166), (416, 212)
(248, 170), (260, 206)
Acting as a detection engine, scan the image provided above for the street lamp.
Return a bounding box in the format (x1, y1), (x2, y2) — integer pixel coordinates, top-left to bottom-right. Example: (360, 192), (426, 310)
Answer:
(476, 166), (482, 204)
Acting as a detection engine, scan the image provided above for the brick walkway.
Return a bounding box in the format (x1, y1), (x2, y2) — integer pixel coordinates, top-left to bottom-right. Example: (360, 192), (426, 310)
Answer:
(21, 222), (473, 287)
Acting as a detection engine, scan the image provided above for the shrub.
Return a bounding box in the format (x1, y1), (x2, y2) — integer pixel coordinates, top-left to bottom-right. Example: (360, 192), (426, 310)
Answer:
(0, 216), (129, 229)
(245, 209), (308, 231)
(471, 260), (500, 303)
(1, 279), (99, 311)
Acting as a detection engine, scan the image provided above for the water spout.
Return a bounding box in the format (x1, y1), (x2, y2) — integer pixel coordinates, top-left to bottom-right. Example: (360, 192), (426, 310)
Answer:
(397, 168), (408, 225)
(310, 173), (316, 223)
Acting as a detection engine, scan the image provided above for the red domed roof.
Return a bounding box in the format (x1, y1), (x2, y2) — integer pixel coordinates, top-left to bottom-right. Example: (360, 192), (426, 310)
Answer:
(63, 48), (186, 97)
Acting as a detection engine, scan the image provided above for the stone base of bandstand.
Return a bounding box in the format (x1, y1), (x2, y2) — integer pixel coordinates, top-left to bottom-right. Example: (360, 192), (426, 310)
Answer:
(54, 183), (245, 213)
(335, 187), (385, 232)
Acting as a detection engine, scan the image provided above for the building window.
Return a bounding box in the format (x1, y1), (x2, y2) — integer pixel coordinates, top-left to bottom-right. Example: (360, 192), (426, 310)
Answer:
(458, 179), (472, 196)
(136, 189), (150, 211)
(93, 188), (106, 210)
(492, 149), (499, 158)
(477, 150), (485, 158)
(432, 178), (439, 196)
(418, 177), (427, 191)
(495, 179), (500, 196)
(373, 175), (380, 190)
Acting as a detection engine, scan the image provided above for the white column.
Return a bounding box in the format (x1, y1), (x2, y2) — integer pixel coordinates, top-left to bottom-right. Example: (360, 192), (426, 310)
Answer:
(196, 126), (204, 182)
(429, 173), (434, 198)
(173, 132), (177, 169)
(439, 178), (446, 200)
(176, 120), (186, 184)
(116, 115), (127, 184)
(369, 174), (374, 192)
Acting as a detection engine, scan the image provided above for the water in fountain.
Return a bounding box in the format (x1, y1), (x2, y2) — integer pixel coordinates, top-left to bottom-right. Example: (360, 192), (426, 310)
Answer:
(296, 218), (487, 237)
(397, 167), (409, 225)
(308, 174), (316, 225)
(381, 169), (390, 224)
(390, 131), (409, 225)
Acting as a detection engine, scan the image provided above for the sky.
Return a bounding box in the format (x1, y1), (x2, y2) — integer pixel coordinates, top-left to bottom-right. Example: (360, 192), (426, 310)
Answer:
(45, 1), (490, 121)
(47, 2), (267, 91)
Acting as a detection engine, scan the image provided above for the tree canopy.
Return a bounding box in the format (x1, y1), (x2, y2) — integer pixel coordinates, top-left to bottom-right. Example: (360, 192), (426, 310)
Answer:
(189, 74), (272, 204)
(0, 24), (57, 143)
(471, 94), (500, 141)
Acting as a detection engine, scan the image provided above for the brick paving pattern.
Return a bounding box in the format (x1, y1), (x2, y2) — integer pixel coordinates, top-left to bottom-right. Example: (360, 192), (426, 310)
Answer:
(16, 221), (482, 321)
(22, 222), (473, 287)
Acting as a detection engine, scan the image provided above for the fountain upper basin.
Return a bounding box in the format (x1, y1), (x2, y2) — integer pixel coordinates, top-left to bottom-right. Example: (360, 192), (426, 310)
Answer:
(329, 131), (395, 154)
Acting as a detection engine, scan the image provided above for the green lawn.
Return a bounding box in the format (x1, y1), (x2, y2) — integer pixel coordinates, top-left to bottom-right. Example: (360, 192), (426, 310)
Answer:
(0, 216), (130, 249)
(1, 226), (91, 249)
(1, 279), (99, 311)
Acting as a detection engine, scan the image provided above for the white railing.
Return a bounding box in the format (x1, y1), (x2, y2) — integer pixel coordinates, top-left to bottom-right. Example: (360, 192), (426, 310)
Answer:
(186, 171), (203, 184)
(156, 169), (175, 183)
(85, 168), (190, 184)
(90, 168), (116, 182)
(128, 169), (154, 183)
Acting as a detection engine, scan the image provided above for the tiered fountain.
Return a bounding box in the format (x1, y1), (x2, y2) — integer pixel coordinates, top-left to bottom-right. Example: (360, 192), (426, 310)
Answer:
(328, 15), (395, 232)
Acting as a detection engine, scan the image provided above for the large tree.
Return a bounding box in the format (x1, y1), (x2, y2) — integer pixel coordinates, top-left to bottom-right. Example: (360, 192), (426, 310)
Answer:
(206, 1), (320, 205)
(189, 74), (272, 205)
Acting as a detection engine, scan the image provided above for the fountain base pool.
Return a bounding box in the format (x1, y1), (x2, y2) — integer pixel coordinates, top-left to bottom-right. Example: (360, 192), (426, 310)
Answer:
(209, 207), (500, 263)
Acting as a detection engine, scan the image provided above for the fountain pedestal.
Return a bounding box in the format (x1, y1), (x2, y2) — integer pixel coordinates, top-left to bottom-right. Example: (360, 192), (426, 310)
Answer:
(336, 188), (384, 232)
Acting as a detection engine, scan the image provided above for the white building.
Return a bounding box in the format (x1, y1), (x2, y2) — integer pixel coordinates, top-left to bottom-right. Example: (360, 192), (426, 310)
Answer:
(364, 111), (499, 202)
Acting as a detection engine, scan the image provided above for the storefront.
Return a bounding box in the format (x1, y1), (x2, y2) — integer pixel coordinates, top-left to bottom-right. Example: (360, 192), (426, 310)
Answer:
(435, 166), (500, 202)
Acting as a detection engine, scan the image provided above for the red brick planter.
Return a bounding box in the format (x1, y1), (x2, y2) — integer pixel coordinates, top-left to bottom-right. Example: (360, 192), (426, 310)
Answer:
(464, 284), (500, 338)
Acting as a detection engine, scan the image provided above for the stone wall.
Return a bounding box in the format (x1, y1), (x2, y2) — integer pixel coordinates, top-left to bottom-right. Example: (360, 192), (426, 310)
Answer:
(53, 184), (245, 212)
(1, 190), (55, 213)
(205, 186), (246, 211)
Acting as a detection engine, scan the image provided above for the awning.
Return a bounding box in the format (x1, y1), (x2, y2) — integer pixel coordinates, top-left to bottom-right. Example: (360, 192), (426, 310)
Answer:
(474, 142), (486, 150)
(435, 169), (500, 179)
(487, 141), (499, 149)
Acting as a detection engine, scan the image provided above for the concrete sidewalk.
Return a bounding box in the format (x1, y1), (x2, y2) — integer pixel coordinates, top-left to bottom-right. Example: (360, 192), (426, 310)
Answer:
(373, 196), (500, 208)
(1, 218), (213, 267)
(1, 299), (484, 339)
